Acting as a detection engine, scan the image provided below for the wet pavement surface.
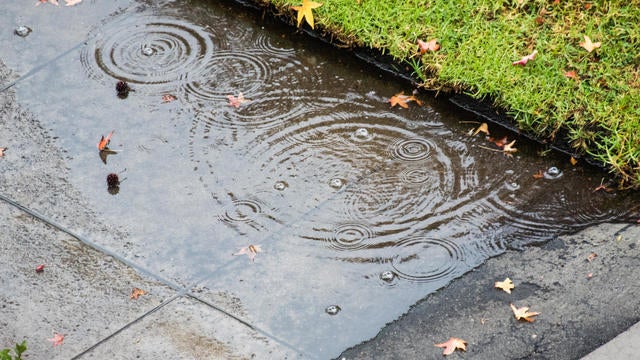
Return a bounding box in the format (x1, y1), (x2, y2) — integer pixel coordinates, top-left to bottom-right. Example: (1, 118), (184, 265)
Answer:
(2, 0), (640, 359)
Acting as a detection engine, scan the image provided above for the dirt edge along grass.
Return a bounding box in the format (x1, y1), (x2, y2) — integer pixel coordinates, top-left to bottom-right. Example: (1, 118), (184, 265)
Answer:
(237, 0), (640, 188)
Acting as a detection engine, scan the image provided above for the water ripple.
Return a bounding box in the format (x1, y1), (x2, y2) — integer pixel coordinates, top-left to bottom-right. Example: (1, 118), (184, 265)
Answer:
(391, 237), (466, 283)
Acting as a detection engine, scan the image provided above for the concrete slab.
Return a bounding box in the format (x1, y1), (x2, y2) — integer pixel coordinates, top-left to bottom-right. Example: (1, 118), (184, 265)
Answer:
(77, 296), (300, 359)
(0, 202), (176, 359)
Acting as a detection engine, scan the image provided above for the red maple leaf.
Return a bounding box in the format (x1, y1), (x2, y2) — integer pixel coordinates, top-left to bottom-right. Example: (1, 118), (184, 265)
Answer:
(48, 333), (64, 346)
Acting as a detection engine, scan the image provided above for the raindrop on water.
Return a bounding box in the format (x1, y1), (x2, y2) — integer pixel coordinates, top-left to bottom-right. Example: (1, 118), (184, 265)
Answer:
(325, 305), (341, 315)
(141, 46), (155, 56)
(353, 127), (372, 141)
(544, 166), (563, 180)
(273, 181), (288, 191)
(14, 26), (31, 37)
(380, 270), (395, 282)
(329, 178), (345, 189)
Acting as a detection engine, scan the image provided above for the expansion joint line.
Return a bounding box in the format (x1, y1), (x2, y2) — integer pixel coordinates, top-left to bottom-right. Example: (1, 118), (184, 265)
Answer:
(70, 294), (181, 359)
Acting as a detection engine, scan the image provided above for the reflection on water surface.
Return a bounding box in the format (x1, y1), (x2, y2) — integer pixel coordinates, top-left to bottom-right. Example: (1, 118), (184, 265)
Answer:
(16, 0), (638, 357)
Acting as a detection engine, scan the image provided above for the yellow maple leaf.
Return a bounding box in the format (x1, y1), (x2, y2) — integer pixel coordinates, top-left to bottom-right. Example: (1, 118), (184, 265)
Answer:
(388, 92), (423, 108)
(472, 122), (489, 136)
(434, 337), (467, 355)
(579, 35), (601, 53)
(510, 303), (540, 322)
(291, 0), (323, 29)
(494, 277), (514, 294)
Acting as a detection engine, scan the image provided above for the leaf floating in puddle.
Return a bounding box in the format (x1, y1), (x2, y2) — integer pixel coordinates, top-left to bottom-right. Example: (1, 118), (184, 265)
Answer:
(130, 287), (146, 300)
(233, 244), (262, 263)
(97, 130), (114, 151)
(388, 92), (423, 109)
(227, 93), (248, 108)
(161, 94), (177, 103)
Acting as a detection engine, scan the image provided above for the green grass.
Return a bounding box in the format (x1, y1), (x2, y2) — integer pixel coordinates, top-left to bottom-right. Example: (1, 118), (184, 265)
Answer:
(259, 0), (640, 188)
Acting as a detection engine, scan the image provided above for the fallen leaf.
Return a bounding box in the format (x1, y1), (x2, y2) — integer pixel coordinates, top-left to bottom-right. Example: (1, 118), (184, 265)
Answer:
(418, 38), (440, 54)
(587, 272), (593, 279)
(161, 94), (177, 103)
(97, 130), (114, 151)
(36, 0), (59, 6)
(579, 35), (601, 53)
(495, 277), (515, 294)
(503, 140), (518, 154)
(570, 156), (578, 165)
(533, 170), (544, 179)
(564, 70), (579, 80)
(36, 264), (45, 273)
(48, 333), (64, 346)
(512, 50), (538, 66)
(434, 337), (467, 356)
(130, 287), (146, 300)
(227, 93), (248, 108)
(65, 0), (82, 5)
(233, 244), (262, 262)
(489, 136), (509, 148)
(593, 178), (613, 193)
(472, 122), (489, 136)
(291, 0), (323, 29)
(510, 303), (540, 322)
(587, 252), (597, 262)
(0, 147), (6, 157)
(388, 92), (423, 109)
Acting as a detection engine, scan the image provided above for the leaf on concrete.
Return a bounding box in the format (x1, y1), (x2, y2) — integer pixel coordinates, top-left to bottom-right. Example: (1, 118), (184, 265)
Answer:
(434, 337), (467, 355)
(494, 277), (514, 294)
(510, 303), (540, 322)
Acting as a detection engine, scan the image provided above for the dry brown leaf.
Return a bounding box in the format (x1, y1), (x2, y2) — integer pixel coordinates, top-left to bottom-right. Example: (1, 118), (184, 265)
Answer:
(587, 252), (597, 262)
(494, 277), (515, 294)
(472, 122), (489, 136)
(130, 287), (146, 300)
(503, 140), (518, 154)
(389, 92), (423, 108)
(510, 303), (540, 322)
(579, 35), (601, 52)
(434, 337), (467, 355)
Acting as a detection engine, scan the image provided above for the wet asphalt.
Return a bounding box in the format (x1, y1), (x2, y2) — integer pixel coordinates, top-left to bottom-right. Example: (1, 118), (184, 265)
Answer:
(2, 1), (640, 359)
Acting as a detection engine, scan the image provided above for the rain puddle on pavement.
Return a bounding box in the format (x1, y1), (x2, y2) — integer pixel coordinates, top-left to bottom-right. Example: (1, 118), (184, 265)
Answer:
(5, 0), (640, 357)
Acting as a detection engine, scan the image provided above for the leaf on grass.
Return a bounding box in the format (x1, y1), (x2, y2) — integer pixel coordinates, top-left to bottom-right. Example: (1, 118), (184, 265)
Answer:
(97, 130), (114, 151)
(494, 277), (514, 294)
(48, 333), (64, 346)
(417, 38), (440, 54)
(291, 0), (323, 29)
(579, 35), (601, 53)
(564, 70), (579, 80)
(434, 337), (467, 355)
(130, 287), (146, 300)
(36, 264), (45, 273)
(472, 123), (489, 136)
(233, 244), (262, 262)
(388, 92), (423, 108)
(512, 50), (538, 66)
(161, 94), (177, 103)
(227, 93), (248, 108)
(510, 303), (540, 322)
(65, 0), (82, 5)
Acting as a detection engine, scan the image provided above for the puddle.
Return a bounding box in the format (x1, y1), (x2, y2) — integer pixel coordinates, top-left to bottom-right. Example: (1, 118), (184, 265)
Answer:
(3, 0), (640, 357)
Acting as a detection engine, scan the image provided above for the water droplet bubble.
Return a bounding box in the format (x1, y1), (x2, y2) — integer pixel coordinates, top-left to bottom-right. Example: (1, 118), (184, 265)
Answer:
(14, 26), (32, 37)
(351, 127), (373, 142)
(141, 45), (155, 56)
(325, 305), (341, 315)
(544, 166), (563, 180)
(329, 178), (345, 189)
(380, 270), (395, 282)
(273, 181), (288, 191)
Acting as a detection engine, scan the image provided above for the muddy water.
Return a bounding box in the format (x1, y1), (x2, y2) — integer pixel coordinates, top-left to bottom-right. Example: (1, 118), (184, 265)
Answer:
(4, 0), (640, 357)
